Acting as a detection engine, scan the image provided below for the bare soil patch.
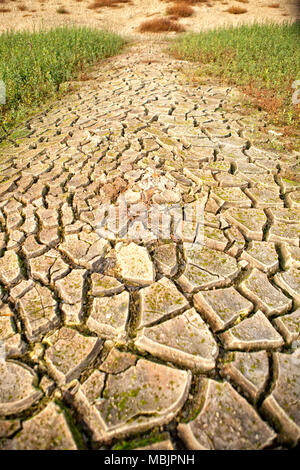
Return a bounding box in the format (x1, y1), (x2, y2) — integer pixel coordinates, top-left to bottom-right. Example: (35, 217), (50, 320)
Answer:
(0, 0), (297, 37)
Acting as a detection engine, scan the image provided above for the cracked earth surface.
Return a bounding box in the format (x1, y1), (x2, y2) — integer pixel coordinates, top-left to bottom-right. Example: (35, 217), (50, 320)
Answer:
(0, 40), (299, 450)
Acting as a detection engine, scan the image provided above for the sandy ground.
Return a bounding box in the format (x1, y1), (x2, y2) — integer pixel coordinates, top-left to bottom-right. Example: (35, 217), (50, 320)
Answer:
(0, 0), (298, 37)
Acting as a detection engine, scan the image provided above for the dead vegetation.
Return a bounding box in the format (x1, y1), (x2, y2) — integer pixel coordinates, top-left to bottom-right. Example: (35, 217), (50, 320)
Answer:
(56, 6), (70, 13)
(226, 5), (247, 13)
(88, 0), (131, 9)
(163, 0), (208, 3)
(138, 17), (185, 32)
(166, 3), (194, 16)
(17, 4), (28, 11)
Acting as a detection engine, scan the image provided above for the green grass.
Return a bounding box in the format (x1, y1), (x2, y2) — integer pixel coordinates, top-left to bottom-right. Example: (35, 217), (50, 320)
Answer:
(170, 22), (300, 133)
(0, 26), (125, 134)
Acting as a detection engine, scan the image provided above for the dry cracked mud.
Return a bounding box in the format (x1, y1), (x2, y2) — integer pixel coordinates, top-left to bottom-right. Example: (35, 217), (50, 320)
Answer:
(0, 40), (299, 451)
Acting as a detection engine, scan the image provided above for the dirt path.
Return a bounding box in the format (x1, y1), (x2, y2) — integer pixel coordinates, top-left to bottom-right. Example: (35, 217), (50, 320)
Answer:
(0, 40), (299, 450)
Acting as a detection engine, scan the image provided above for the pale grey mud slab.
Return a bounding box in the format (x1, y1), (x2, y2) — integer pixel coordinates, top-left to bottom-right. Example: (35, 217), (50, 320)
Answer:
(87, 291), (130, 341)
(44, 327), (102, 385)
(239, 269), (292, 317)
(0, 361), (42, 415)
(261, 349), (300, 445)
(1, 402), (77, 450)
(135, 308), (218, 371)
(220, 311), (284, 350)
(67, 358), (191, 442)
(194, 286), (253, 332)
(178, 379), (276, 449)
(220, 351), (269, 402)
(273, 308), (300, 345)
(138, 277), (189, 328)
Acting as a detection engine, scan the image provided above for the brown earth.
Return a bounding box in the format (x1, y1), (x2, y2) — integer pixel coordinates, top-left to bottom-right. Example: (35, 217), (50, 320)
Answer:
(0, 0), (298, 36)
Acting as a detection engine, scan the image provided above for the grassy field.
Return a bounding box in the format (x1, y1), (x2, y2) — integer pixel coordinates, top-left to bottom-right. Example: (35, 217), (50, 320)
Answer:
(0, 26), (125, 135)
(170, 22), (300, 135)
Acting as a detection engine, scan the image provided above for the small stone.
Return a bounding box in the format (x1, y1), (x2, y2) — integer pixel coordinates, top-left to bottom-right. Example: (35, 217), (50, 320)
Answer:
(138, 277), (189, 328)
(68, 359), (191, 442)
(194, 287), (253, 332)
(135, 308), (218, 372)
(87, 291), (130, 340)
(273, 309), (300, 345)
(3, 402), (77, 450)
(44, 327), (102, 385)
(178, 379), (275, 449)
(261, 349), (300, 445)
(90, 273), (124, 296)
(240, 241), (279, 273)
(220, 311), (284, 350)
(239, 268), (292, 316)
(29, 343), (44, 362)
(0, 361), (42, 415)
(274, 268), (300, 305)
(115, 242), (155, 286)
(220, 351), (269, 402)
(153, 243), (178, 276)
(40, 376), (55, 396)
